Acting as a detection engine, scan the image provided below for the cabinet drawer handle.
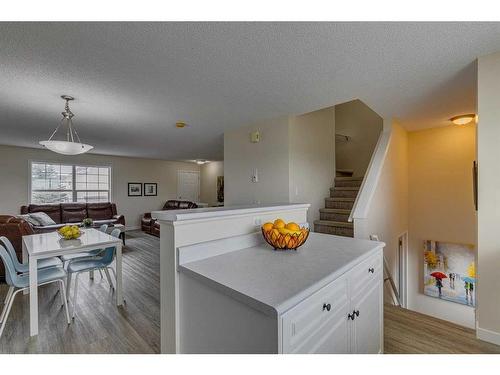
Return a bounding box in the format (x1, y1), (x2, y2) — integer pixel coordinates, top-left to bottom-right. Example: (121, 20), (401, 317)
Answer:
(323, 303), (331, 312)
(368, 268), (375, 273)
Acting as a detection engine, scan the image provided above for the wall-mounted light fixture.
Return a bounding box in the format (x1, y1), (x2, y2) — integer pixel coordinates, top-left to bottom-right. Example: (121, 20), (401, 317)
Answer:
(450, 114), (476, 126)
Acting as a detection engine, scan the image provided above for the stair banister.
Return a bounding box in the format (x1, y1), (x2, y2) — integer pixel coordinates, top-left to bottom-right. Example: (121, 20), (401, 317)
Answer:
(348, 121), (393, 223)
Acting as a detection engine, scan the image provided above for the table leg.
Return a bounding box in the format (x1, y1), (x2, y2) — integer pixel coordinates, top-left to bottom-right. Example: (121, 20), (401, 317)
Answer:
(29, 256), (38, 336)
(22, 242), (29, 295)
(116, 242), (123, 305)
(121, 232), (126, 246)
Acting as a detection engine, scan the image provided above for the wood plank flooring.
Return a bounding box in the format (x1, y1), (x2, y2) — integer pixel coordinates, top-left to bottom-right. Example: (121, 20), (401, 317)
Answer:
(2, 230), (500, 354)
(384, 304), (500, 354)
(0, 231), (160, 354)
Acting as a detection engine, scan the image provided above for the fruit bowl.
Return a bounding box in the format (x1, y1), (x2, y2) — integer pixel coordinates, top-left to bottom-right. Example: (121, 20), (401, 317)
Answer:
(57, 225), (83, 240)
(261, 220), (309, 251)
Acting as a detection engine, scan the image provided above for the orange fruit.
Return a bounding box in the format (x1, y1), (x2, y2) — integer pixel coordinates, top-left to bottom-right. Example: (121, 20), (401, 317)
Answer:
(271, 228), (280, 239)
(278, 227), (293, 235)
(285, 222), (300, 231)
(273, 218), (286, 229)
(262, 222), (274, 232)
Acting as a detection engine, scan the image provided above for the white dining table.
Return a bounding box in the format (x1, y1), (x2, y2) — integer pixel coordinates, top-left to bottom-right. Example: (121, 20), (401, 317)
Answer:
(22, 228), (123, 337)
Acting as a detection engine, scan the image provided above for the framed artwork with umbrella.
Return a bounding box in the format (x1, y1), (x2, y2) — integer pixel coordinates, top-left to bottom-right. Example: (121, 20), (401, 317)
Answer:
(423, 240), (475, 307)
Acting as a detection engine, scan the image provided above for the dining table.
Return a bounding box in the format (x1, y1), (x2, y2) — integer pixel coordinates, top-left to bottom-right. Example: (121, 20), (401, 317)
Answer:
(22, 228), (123, 337)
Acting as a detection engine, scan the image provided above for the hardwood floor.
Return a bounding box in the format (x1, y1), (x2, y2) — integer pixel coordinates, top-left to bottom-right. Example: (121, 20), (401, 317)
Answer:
(2, 230), (500, 354)
(0, 231), (160, 354)
(384, 304), (500, 354)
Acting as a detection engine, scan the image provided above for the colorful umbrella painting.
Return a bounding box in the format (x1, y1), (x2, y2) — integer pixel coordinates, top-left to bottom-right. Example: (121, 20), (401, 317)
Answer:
(423, 240), (475, 307)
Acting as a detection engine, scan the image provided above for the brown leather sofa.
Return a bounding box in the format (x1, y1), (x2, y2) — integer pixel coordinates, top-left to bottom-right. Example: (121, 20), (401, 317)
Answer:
(142, 200), (198, 237)
(0, 215), (34, 280)
(20, 202), (125, 233)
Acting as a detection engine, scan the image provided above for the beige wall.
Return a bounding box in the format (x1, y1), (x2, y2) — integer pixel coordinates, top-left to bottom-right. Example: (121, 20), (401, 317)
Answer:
(0, 144), (199, 229)
(200, 161), (224, 206)
(335, 99), (383, 177)
(224, 116), (291, 206)
(408, 125), (476, 328)
(477, 51), (500, 343)
(289, 107), (335, 227)
(224, 109), (336, 228)
(355, 121), (409, 304)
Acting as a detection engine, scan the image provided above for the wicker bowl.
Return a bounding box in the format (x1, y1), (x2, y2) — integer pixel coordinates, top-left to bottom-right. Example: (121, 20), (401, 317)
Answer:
(261, 227), (310, 251)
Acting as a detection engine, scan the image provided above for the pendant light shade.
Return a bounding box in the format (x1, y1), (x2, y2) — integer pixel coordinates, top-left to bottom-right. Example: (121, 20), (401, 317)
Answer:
(39, 95), (93, 155)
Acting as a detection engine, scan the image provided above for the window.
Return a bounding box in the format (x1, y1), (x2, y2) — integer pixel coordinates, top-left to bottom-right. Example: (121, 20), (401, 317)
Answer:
(31, 162), (111, 204)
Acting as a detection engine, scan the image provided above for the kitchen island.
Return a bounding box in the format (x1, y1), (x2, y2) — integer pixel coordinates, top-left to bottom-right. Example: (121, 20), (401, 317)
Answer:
(153, 203), (384, 354)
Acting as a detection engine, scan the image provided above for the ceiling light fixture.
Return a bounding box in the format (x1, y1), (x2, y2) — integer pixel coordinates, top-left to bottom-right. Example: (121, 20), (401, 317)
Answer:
(176, 121), (187, 128)
(39, 95), (93, 155)
(196, 160), (209, 165)
(450, 114), (476, 126)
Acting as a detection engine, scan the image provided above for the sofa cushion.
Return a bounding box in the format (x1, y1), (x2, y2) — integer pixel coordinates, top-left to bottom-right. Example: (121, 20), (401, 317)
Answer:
(23, 204), (62, 223)
(30, 212), (56, 226)
(87, 203), (113, 220)
(17, 214), (42, 226)
(61, 203), (87, 223)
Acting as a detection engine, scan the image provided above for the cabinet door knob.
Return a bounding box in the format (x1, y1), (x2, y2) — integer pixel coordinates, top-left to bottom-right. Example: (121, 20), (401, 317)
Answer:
(354, 310), (360, 317)
(323, 303), (331, 312)
(348, 312), (355, 320)
(368, 268), (375, 273)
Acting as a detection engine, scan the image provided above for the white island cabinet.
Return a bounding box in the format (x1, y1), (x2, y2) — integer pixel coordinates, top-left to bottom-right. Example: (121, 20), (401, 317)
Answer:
(153, 203), (384, 354)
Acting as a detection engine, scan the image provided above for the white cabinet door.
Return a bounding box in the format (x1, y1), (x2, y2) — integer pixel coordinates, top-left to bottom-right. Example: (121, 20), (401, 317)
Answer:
(282, 276), (350, 353)
(350, 282), (382, 354)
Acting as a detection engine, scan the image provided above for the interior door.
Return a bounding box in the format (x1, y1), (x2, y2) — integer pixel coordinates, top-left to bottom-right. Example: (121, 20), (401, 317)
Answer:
(350, 283), (382, 354)
(177, 170), (200, 202)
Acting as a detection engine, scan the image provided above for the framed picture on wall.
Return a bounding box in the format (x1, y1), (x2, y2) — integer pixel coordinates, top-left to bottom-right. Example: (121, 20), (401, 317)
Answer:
(128, 182), (142, 196)
(144, 183), (157, 196)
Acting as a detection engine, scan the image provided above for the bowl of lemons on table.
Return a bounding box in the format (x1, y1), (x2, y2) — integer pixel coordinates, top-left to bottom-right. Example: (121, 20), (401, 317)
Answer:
(261, 218), (309, 251)
(58, 225), (83, 240)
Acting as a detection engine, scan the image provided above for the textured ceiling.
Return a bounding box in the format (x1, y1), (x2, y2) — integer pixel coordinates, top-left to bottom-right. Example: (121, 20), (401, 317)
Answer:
(0, 22), (499, 160)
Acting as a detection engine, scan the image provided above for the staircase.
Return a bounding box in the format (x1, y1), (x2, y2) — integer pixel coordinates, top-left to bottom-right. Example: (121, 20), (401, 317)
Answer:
(314, 175), (363, 237)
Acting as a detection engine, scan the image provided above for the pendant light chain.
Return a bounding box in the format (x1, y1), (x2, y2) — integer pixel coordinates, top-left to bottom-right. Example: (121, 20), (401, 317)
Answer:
(39, 95), (94, 155)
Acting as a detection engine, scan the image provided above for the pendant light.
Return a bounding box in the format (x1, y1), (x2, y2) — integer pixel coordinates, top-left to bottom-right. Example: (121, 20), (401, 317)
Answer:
(39, 95), (93, 155)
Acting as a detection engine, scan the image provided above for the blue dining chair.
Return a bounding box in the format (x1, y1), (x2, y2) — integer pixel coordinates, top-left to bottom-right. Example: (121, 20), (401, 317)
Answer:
(0, 236), (62, 274)
(0, 244), (71, 339)
(60, 224), (109, 264)
(66, 228), (121, 318)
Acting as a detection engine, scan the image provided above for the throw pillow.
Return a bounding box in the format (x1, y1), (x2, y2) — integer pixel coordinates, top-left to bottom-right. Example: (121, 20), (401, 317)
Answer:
(29, 212), (56, 226)
(17, 214), (41, 226)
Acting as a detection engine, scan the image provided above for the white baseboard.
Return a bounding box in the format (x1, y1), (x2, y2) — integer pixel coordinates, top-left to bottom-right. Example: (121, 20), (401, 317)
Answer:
(477, 326), (500, 345)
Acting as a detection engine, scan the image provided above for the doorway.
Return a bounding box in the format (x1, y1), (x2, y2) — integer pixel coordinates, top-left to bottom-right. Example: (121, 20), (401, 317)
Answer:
(177, 170), (200, 203)
(397, 232), (408, 308)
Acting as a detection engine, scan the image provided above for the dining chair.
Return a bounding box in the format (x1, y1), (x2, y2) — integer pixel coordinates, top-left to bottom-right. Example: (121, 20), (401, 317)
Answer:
(60, 224), (109, 264)
(0, 244), (71, 339)
(67, 228), (121, 318)
(0, 236), (62, 274)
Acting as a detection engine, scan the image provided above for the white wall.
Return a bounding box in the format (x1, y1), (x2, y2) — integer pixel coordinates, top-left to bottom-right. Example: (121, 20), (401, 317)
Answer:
(477, 51), (500, 343)
(224, 116), (291, 206)
(355, 121), (409, 305)
(0, 144), (199, 229)
(200, 161), (224, 206)
(407, 125), (476, 328)
(335, 100), (383, 177)
(289, 107), (335, 226)
(224, 110), (336, 228)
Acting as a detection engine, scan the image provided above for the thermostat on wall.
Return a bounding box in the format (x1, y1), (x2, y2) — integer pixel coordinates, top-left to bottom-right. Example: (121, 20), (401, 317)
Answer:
(250, 131), (260, 143)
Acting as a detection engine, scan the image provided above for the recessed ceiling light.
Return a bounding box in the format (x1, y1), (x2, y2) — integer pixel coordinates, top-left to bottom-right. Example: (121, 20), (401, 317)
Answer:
(176, 121), (187, 128)
(450, 114), (476, 126)
(196, 160), (209, 165)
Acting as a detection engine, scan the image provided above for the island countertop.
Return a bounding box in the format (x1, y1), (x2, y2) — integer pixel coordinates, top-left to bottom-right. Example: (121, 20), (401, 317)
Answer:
(179, 232), (385, 317)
